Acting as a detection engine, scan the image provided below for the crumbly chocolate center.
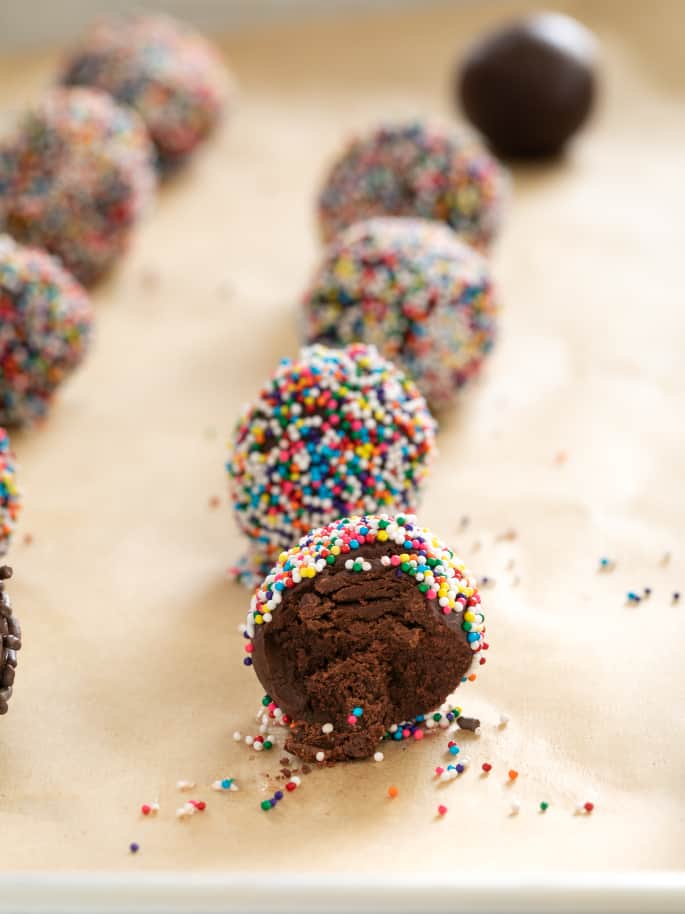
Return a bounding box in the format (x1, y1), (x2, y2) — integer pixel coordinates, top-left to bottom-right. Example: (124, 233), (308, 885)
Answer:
(251, 542), (473, 761)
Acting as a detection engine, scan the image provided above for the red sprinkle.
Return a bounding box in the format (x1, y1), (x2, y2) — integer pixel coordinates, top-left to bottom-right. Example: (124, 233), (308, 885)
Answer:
(437, 805), (448, 816)
(285, 782), (297, 792)
(482, 763), (492, 773)
(191, 801), (206, 811)
(584, 802), (594, 813)
(141, 804), (151, 816)
(435, 766), (445, 777)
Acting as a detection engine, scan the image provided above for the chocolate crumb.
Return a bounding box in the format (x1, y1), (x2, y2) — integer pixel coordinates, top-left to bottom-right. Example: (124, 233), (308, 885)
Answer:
(457, 716), (481, 731)
(301, 764), (312, 775)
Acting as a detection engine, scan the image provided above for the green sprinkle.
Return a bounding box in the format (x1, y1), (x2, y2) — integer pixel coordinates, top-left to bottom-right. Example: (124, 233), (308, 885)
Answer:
(540, 802), (549, 812)
(261, 800), (271, 811)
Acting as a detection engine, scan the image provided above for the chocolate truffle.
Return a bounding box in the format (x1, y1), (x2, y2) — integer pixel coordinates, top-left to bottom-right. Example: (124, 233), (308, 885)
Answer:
(303, 218), (497, 410)
(0, 236), (93, 426)
(0, 566), (20, 715)
(458, 13), (597, 158)
(318, 120), (506, 248)
(227, 344), (436, 587)
(245, 514), (486, 762)
(61, 14), (234, 169)
(0, 430), (20, 555)
(0, 87), (156, 285)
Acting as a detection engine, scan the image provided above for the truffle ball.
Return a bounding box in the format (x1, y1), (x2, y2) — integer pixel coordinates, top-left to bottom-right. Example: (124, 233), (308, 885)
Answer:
(0, 87), (156, 285)
(458, 13), (597, 158)
(318, 120), (506, 248)
(0, 236), (93, 426)
(246, 514), (486, 762)
(0, 565), (20, 715)
(0, 431), (20, 556)
(61, 14), (234, 169)
(303, 218), (497, 410)
(227, 344), (436, 587)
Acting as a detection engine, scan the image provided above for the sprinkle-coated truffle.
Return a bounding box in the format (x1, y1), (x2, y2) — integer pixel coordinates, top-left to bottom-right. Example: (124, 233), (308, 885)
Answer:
(246, 514), (485, 761)
(303, 218), (497, 409)
(0, 87), (156, 285)
(0, 236), (93, 426)
(62, 14), (234, 169)
(227, 344), (436, 586)
(318, 120), (506, 248)
(0, 431), (20, 555)
(0, 566), (20, 715)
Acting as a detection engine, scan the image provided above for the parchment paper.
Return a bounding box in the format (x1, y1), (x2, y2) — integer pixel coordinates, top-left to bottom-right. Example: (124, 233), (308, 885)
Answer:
(0, 0), (683, 874)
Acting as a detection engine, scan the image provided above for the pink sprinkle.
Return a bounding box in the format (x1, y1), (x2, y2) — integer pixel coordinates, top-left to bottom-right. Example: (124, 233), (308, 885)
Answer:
(435, 766), (444, 777)
(442, 606), (451, 614)
(414, 730), (424, 740)
(244, 643), (254, 653)
(426, 589), (437, 599)
(390, 555), (401, 566)
(347, 715), (357, 725)
(438, 805), (448, 817)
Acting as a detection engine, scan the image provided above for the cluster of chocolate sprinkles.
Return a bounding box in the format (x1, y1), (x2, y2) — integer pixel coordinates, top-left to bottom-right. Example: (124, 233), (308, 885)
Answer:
(0, 566), (20, 715)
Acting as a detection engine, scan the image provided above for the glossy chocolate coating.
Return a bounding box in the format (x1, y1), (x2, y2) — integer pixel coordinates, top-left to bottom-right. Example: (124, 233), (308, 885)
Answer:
(458, 13), (597, 158)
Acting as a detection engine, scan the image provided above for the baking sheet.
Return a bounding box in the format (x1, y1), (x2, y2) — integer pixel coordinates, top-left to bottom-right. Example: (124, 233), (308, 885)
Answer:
(0, 0), (684, 884)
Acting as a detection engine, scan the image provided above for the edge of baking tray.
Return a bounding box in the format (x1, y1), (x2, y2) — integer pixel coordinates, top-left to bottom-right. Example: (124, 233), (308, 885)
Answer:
(0, 872), (684, 914)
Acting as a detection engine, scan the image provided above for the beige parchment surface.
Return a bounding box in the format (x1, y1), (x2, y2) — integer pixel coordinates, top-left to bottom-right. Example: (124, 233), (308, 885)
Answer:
(0, 0), (683, 874)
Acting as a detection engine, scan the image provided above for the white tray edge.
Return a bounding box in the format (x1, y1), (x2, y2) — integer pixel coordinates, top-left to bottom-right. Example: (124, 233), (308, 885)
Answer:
(1, 872), (684, 914)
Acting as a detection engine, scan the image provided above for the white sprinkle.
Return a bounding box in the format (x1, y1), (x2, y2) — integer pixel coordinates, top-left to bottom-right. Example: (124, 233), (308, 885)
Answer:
(315, 751), (325, 762)
(510, 799), (521, 815)
(176, 780), (195, 791)
(233, 731), (242, 742)
(373, 752), (384, 762)
(254, 741), (264, 752)
(291, 775), (301, 786)
(498, 712), (510, 727)
(245, 735), (254, 746)
(322, 723), (334, 734)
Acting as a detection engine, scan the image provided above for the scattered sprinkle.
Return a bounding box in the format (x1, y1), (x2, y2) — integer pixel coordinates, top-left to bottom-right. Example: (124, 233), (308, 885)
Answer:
(508, 769), (519, 781)
(498, 712), (510, 727)
(673, 592), (681, 604)
(437, 805), (448, 817)
(373, 752), (384, 762)
(140, 802), (159, 816)
(315, 751), (325, 763)
(387, 785), (399, 799)
(176, 780), (195, 791)
(129, 842), (139, 854)
(510, 799), (521, 816)
(540, 801), (549, 812)
(482, 762), (492, 773)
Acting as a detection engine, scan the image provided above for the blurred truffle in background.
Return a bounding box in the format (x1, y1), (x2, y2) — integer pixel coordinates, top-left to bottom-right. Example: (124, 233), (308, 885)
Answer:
(458, 12), (597, 158)
(303, 218), (497, 411)
(61, 14), (235, 171)
(318, 120), (506, 249)
(0, 235), (93, 427)
(0, 87), (156, 285)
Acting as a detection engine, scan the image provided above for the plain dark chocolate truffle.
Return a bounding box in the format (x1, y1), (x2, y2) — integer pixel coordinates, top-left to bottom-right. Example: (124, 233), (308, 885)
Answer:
(245, 515), (486, 762)
(458, 13), (597, 158)
(0, 566), (20, 716)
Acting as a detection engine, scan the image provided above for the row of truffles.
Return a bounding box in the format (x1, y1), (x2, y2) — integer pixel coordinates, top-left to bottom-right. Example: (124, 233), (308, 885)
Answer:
(0, 14), (233, 286)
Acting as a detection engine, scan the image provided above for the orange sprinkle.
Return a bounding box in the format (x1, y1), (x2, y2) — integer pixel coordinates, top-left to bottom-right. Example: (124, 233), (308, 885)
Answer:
(387, 785), (399, 799)
(467, 674), (477, 682)
(508, 769), (519, 781)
